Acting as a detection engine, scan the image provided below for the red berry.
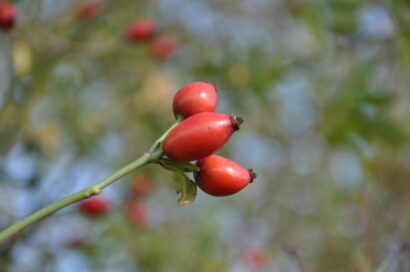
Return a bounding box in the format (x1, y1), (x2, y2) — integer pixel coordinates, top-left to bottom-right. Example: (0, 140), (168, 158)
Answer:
(172, 82), (217, 118)
(163, 112), (243, 161)
(194, 155), (256, 196)
(131, 175), (154, 198)
(150, 34), (177, 60)
(76, 1), (102, 21)
(242, 248), (268, 269)
(125, 201), (148, 227)
(0, 3), (15, 32)
(125, 19), (156, 42)
(79, 196), (109, 217)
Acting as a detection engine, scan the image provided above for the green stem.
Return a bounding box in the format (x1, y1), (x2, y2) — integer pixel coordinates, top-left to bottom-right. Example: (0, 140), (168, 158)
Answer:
(0, 118), (183, 244)
(148, 115), (183, 159)
(0, 152), (151, 244)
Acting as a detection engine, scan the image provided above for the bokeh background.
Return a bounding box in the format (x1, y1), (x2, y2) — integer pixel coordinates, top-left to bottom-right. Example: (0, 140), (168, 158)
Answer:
(1, 0), (410, 271)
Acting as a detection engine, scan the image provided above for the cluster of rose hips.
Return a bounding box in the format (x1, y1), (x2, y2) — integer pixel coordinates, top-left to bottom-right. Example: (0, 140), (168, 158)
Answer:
(164, 81), (256, 196)
(0, 2), (15, 32)
(125, 19), (177, 60)
(77, 2), (176, 59)
(2, 1), (176, 60)
(79, 81), (255, 216)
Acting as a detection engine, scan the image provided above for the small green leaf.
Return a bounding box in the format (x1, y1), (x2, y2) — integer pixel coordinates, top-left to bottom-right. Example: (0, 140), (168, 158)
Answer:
(172, 172), (197, 206)
(159, 159), (200, 173)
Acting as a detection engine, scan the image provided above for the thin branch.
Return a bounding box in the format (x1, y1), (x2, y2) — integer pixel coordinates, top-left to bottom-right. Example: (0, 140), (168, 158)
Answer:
(0, 119), (182, 244)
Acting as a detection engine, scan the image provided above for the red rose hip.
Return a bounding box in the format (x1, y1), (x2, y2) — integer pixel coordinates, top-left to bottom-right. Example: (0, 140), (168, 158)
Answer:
(0, 3), (15, 31)
(125, 201), (148, 227)
(195, 155), (256, 196)
(163, 112), (243, 161)
(125, 19), (156, 42)
(150, 34), (177, 60)
(79, 196), (109, 217)
(131, 175), (155, 198)
(173, 82), (217, 118)
(242, 248), (268, 269)
(76, 1), (103, 21)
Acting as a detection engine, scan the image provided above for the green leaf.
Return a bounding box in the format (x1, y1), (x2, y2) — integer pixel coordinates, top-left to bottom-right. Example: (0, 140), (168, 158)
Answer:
(159, 159), (200, 173)
(172, 172), (197, 206)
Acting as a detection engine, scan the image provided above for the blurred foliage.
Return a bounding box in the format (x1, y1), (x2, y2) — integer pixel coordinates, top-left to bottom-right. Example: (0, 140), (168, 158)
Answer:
(1, 0), (410, 271)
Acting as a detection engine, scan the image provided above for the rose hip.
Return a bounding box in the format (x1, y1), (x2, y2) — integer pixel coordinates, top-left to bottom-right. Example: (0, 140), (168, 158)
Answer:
(163, 112), (243, 161)
(0, 3), (15, 31)
(79, 196), (109, 217)
(172, 82), (217, 118)
(195, 155), (256, 196)
(125, 19), (156, 42)
(131, 175), (154, 198)
(76, 1), (102, 21)
(150, 34), (177, 60)
(242, 248), (268, 269)
(125, 201), (148, 227)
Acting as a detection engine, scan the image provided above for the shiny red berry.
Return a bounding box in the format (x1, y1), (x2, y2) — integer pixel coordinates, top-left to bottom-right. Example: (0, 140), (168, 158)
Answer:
(150, 34), (177, 60)
(77, 1), (102, 21)
(125, 201), (148, 227)
(172, 82), (217, 118)
(79, 196), (109, 217)
(0, 3), (15, 32)
(163, 112), (243, 161)
(125, 19), (156, 42)
(194, 155), (256, 196)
